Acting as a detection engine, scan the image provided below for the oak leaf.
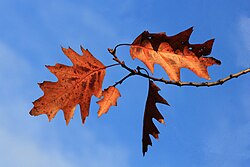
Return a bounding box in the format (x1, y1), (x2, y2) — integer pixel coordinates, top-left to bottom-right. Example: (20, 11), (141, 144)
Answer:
(97, 86), (121, 117)
(130, 27), (221, 81)
(30, 46), (106, 125)
(142, 81), (169, 155)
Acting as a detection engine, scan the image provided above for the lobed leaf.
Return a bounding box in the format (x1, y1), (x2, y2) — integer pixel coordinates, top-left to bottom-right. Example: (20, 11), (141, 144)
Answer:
(97, 86), (121, 117)
(30, 46), (106, 125)
(142, 81), (169, 155)
(130, 27), (221, 81)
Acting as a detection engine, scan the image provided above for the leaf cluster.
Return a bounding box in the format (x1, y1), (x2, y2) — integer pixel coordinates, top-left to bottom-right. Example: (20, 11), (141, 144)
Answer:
(30, 28), (250, 155)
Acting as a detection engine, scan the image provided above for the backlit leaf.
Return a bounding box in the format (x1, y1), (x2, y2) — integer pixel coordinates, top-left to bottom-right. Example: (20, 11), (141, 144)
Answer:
(30, 46), (106, 125)
(130, 27), (221, 81)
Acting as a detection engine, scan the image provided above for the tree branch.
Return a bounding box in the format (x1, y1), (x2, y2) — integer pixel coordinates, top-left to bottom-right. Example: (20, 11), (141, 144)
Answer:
(108, 47), (250, 87)
(148, 68), (250, 87)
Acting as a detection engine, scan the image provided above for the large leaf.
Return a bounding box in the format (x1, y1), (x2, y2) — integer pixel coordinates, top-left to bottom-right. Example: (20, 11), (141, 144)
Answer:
(130, 27), (221, 81)
(142, 81), (169, 155)
(30, 46), (106, 125)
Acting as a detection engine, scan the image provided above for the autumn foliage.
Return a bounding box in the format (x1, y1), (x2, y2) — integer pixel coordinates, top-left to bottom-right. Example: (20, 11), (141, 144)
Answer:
(130, 28), (221, 81)
(30, 27), (249, 155)
(30, 47), (107, 125)
(142, 81), (169, 155)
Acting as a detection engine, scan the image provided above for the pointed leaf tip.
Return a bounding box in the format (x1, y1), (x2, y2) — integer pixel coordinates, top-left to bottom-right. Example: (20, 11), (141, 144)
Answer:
(158, 119), (165, 124)
(80, 45), (85, 52)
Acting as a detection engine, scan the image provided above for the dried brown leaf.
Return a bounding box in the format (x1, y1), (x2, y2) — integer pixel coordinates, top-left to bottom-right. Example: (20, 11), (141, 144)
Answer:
(142, 81), (169, 155)
(30, 46), (106, 125)
(97, 86), (121, 117)
(130, 27), (221, 81)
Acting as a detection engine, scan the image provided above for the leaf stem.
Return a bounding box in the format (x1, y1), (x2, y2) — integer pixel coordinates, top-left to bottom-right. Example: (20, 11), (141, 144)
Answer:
(105, 63), (120, 69)
(136, 66), (150, 84)
(113, 72), (135, 87)
(113, 43), (131, 53)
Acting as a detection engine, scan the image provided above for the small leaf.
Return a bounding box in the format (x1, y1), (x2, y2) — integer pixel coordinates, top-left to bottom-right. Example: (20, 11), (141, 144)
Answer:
(97, 86), (121, 117)
(30, 46), (106, 125)
(142, 81), (169, 156)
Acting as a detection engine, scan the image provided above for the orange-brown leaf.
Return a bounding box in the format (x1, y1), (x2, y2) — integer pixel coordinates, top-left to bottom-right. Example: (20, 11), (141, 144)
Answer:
(30, 46), (106, 125)
(96, 86), (121, 117)
(142, 81), (169, 156)
(130, 27), (221, 81)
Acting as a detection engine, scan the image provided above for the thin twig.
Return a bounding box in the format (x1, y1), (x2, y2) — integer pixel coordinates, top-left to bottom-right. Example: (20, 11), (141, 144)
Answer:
(136, 66), (151, 85)
(108, 46), (250, 87)
(145, 68), (250, 87)
(108, 48), (136, 73)
(113, 72), (135, 87)
(137, 66), (150, 77)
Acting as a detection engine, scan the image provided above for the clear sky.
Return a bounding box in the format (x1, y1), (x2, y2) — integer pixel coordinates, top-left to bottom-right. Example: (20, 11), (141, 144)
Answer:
(0, 0), (249, 166)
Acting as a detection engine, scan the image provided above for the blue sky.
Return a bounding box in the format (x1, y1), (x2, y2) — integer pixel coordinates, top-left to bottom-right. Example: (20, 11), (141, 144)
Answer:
(0, 0), (249, 166)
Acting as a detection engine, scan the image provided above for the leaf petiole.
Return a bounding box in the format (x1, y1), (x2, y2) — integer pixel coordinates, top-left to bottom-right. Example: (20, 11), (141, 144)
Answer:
(104, 63), (120, 69)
